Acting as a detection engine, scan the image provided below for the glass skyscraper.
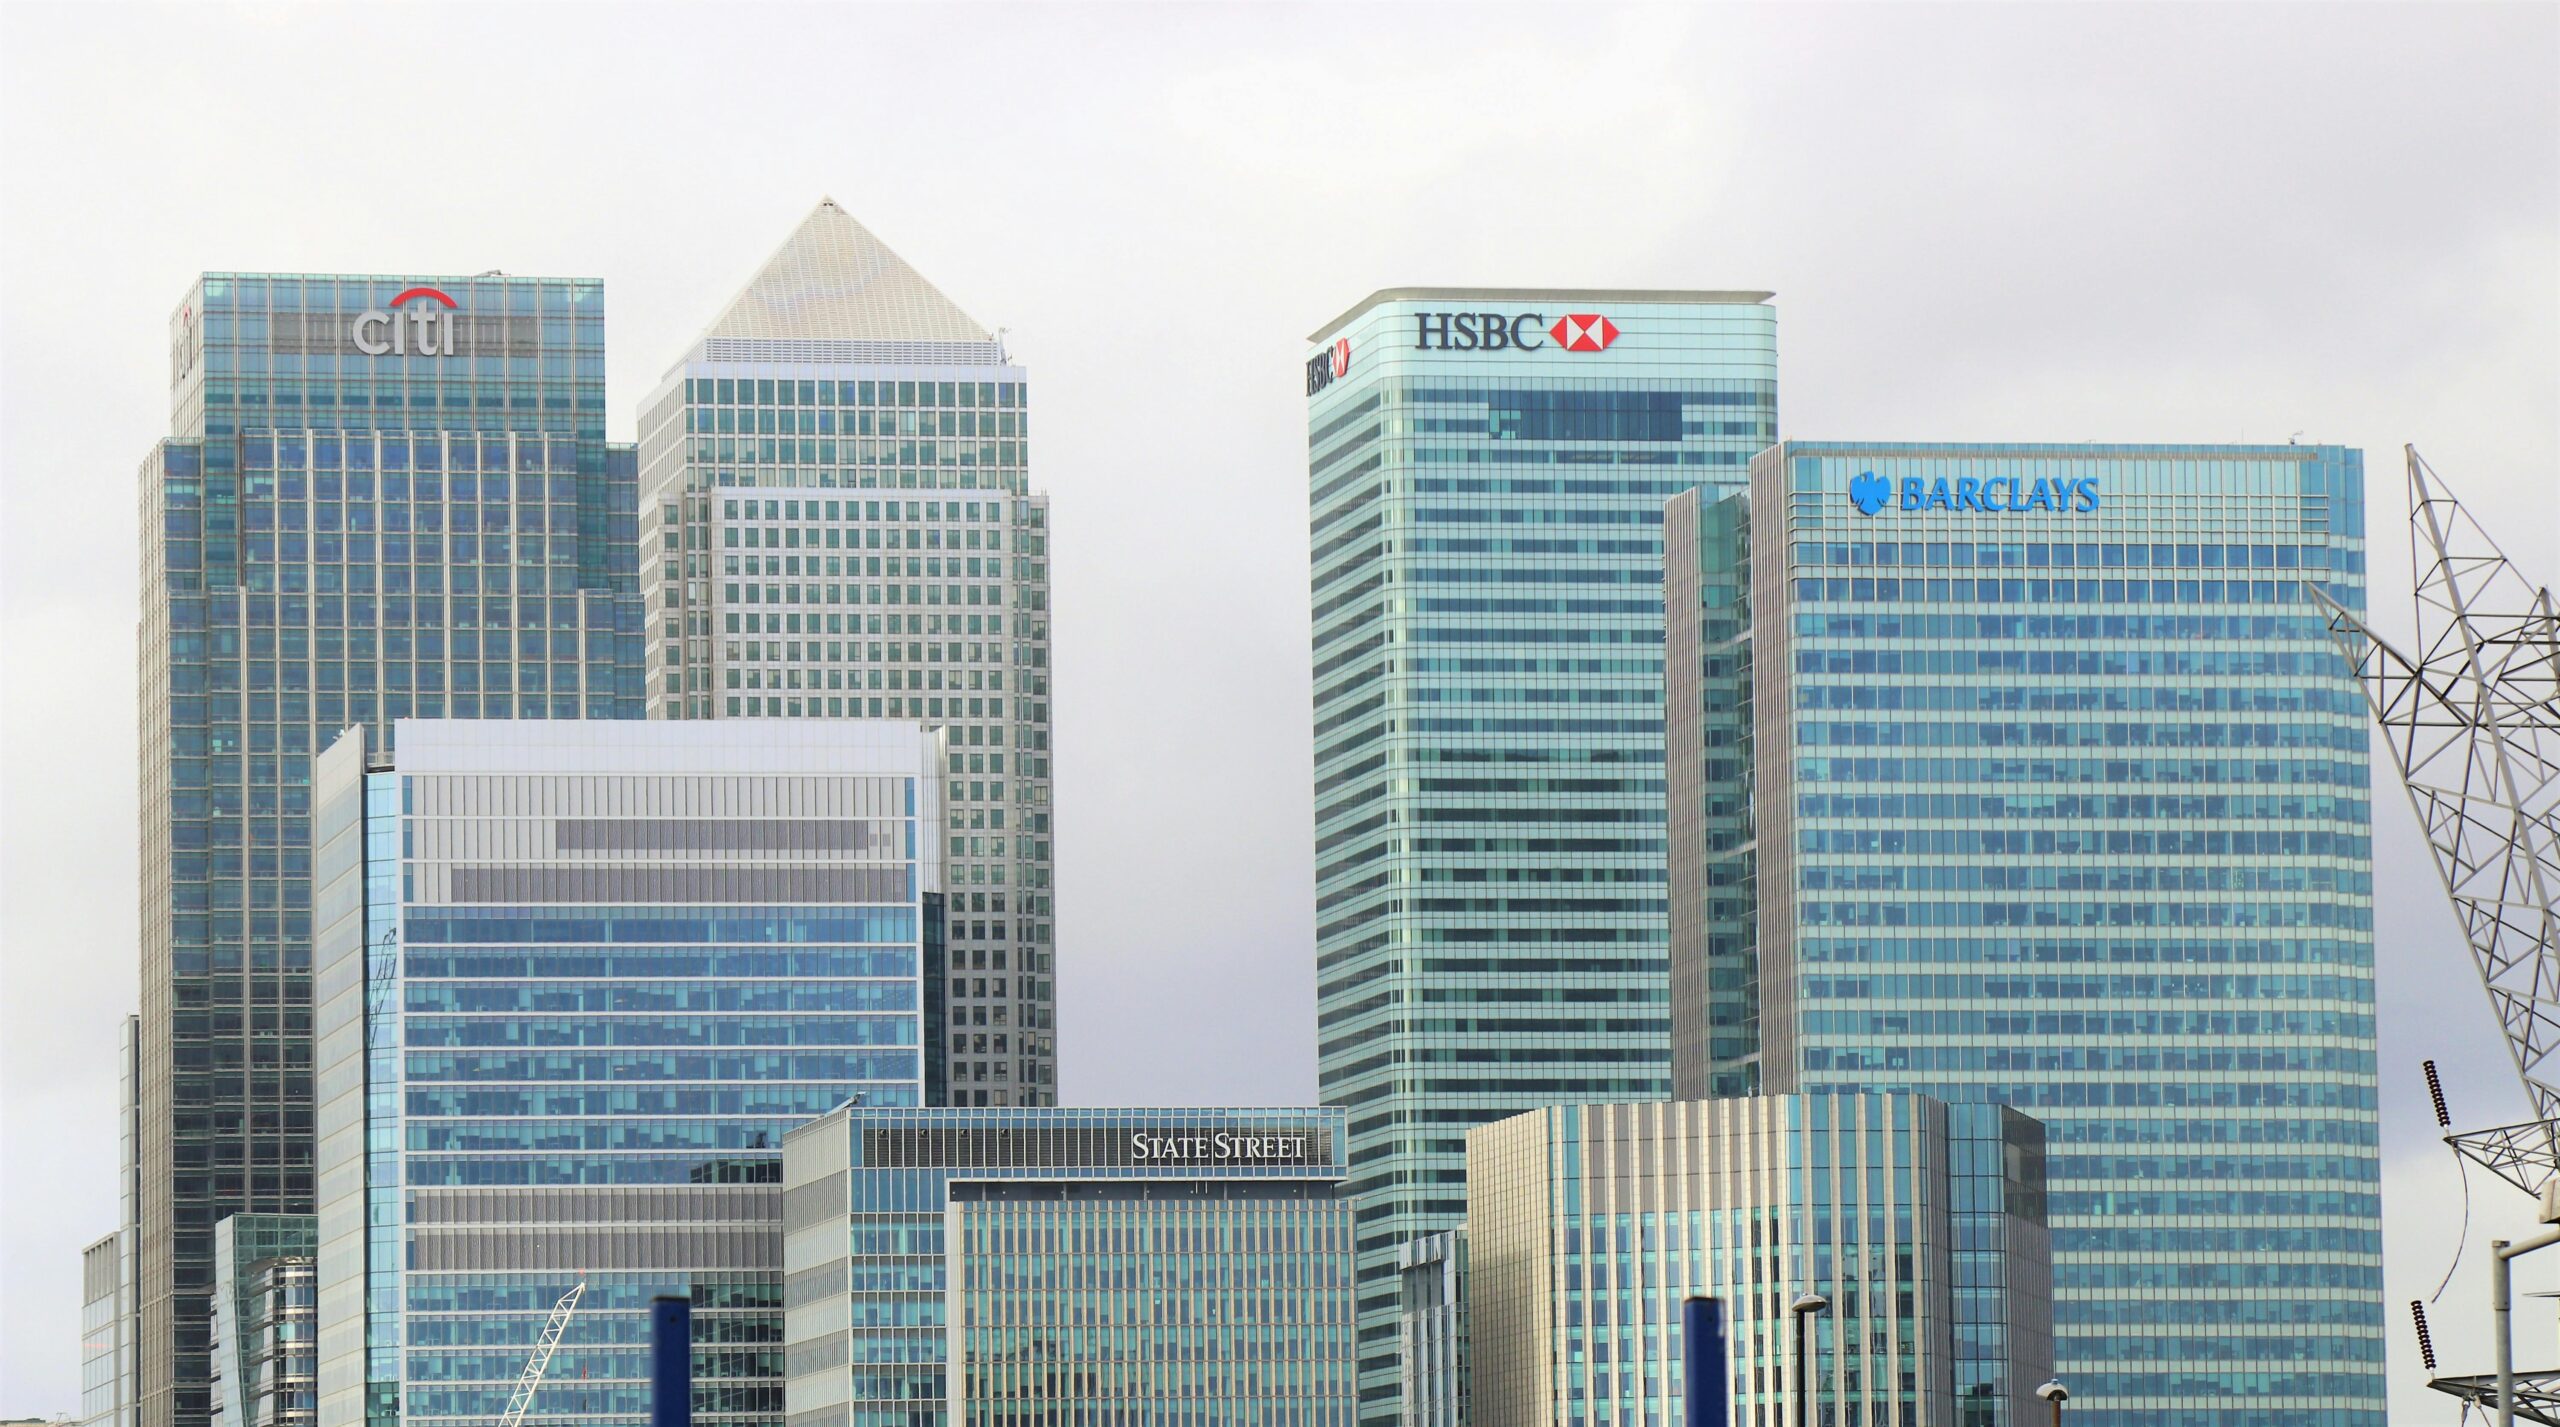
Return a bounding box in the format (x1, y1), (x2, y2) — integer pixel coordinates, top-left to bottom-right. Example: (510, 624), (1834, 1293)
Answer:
(638, 200), (1055, 1106)
(1666, 442), (2383, 1424)
(1303, 289), (1777, 1419)
(311, 719), (946, 1427)
(780, 1104), (1355, 1427)
(134, 271), (642, 1427)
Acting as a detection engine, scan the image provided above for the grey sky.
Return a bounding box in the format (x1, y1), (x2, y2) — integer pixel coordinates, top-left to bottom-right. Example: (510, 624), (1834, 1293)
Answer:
(2, 2), (2553, 1417)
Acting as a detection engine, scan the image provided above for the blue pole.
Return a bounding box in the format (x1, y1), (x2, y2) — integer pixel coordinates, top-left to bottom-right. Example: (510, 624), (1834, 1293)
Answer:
(650, 1295), (692, 1427)
(1683, 1296), (1729, 1427)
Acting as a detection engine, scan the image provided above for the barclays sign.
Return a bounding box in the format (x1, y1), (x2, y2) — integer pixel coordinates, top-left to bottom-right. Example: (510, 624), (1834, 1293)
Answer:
(1848, 470), (2099, 516)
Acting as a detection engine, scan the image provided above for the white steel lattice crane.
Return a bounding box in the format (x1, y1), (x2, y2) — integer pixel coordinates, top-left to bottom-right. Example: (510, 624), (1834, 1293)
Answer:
(496, 1280), (586, 1427)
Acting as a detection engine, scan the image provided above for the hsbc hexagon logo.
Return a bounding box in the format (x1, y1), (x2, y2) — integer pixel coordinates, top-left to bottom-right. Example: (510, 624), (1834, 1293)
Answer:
(1306, 336), (1352, 396)
(1413, 310), (1622, 354)
(352, 286), (461, 357)
(1548, 314), (1618, 352)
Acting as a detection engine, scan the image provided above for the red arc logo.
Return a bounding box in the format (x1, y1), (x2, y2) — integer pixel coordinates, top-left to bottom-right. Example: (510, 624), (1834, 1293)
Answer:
(1548, 314), (1618, 352)
(388, 287), (459, 309)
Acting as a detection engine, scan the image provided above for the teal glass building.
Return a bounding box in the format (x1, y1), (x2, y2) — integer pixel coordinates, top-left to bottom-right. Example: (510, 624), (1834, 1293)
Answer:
(780, 1105), (1355, 1426)
(134, 272), (642, 1427)
(311, 720), (946, 1427)
(1667, 442), (2382, 1425)
(1303, 288), (1777, 1418)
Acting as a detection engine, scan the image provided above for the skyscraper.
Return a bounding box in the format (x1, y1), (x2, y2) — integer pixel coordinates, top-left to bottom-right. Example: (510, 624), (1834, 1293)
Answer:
(311, 719), (947, 1427)
(134, 272), (642, 1427)
(1302, 290), (1777, 1418)
(640, 201), (1055, 1106)
(1666, 442), (2383, 1424)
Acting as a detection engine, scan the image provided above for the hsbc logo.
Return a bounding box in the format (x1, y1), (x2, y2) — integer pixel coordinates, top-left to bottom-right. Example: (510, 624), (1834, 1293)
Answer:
(352, 286), (460, 356)
(1413, 311), (1620, 353)
(1548, 314), (1618, 352)
(1305, 337), (1352, 396)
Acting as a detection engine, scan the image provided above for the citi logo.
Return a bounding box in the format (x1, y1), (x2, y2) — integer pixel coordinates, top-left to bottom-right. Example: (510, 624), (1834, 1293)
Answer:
(1306, 337), (1352, 396)
(1413, 310), (1621, 353)
(352, 286), (460, 357)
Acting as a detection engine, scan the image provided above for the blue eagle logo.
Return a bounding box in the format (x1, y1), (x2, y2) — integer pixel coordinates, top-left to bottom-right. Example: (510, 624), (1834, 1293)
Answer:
(1848, 471), (1893, 515)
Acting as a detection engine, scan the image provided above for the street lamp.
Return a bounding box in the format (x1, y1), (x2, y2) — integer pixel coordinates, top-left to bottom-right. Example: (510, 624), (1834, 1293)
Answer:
(2035, 1380), (2069, 1427)
(1788, 1293), (1828, 1427)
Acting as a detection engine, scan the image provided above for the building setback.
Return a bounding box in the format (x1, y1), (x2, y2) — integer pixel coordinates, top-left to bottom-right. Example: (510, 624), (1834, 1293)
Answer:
(638, 200), (1056, 1106)
(311, 719), (947, 1427)
(1464, 1095), (2051, 1427)
(134, 270), (642, 1427)
(1666, 442), (2383, 1424)
(780, 1105), (1357, 1427)
(1304, 289), (1777, 1419)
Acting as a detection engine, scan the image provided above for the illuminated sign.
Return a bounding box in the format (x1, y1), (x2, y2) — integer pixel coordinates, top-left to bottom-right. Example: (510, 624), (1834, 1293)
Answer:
(1850, 470), (2101, 515)
(352, 286), (461, 356)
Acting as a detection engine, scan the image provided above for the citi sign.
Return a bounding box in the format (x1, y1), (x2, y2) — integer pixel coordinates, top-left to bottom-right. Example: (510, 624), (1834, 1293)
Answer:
(351, 287), (461, 356)
(1848, 470), (2101, 516)
(1413, 311), (1619, 353)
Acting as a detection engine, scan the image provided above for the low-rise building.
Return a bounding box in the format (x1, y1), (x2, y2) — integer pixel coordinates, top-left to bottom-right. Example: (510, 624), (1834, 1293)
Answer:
(782, 1105), (1357, 1426)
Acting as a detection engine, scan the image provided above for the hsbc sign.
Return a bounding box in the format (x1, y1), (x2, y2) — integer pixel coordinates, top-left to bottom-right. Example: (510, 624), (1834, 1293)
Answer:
(1305, 337), (1351, 396)
(1413, 311), (1619, 353)
(352, 286), (461, 356)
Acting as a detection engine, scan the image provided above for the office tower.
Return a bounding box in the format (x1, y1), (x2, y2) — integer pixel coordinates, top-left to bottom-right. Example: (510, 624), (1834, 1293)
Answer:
(134, 272), (643, 1426)
(311, 720), (946, 1427)
(639, 200), (1054, 1107)
(1304, 289), (1777, 1415)
(209, 1216), (316, 1427)
(83, 1017), (145, 1427)
(1393, 1232), (1465, 1427)
(781, 1105), (1355, 1426)
(1666, 443), (2382, 1424)
(1463, 1096), (2051, 1427)
(83, 1235), (128, 1427)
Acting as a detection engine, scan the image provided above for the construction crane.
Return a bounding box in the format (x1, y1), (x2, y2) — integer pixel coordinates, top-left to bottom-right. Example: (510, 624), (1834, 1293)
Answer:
(497, 1279), (586, 1427)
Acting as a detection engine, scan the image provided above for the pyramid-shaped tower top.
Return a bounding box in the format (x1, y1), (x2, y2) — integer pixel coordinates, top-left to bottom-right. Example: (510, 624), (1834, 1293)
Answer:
(703, 199), (991, 344)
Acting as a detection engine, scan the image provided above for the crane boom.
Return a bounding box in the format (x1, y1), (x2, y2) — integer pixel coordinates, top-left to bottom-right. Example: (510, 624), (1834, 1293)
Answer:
(497, 1279), (586, 1427)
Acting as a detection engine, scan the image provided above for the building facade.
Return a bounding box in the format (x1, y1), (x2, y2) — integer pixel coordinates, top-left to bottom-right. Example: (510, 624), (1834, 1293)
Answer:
(780, 1105), (1356, 1427)
(210, 1216), (317, 1427)
(134, 270), (643, 1426)
(637, 201), (1055, 1107)
(1393, 1231), (1465, 1427)
(1666, 443), (2382, 1423)
(311, 720), (946, 1427)
(83, 1017), (145, 1427)
(84, 1235), (128, 1427)
(1463, 1095), (2051, 1427)
(1304, 289), (1778, 1417)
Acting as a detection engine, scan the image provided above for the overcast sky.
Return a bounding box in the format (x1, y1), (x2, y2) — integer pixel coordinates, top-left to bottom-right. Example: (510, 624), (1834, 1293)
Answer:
(3, 2), (2555, 1417)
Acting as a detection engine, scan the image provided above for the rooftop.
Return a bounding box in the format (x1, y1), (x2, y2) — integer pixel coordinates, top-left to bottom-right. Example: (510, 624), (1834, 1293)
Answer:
(699, 199), (991, 345)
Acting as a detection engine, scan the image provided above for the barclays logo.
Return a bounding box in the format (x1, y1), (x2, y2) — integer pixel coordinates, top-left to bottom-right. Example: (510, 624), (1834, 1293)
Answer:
(1848, 471), (2100, 516)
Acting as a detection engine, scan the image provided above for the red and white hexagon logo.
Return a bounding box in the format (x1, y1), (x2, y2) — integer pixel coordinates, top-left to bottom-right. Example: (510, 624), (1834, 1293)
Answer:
(1331, 337), (1351, 379)
(1548, 314), (1619, 352)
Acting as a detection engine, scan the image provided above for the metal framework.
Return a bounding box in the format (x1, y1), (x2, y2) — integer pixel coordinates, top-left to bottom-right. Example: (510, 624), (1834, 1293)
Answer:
(498, 1279), (586, 1427)
(2432, 1371), (2560, 1426)
(2315, 448), (2560, 1421)
(2315, 446), (2560, 1175)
